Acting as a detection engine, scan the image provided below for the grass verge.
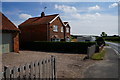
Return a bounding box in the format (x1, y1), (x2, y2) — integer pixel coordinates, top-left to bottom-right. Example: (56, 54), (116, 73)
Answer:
(105, 44), (109, 46)
(91, 49), (106, 60)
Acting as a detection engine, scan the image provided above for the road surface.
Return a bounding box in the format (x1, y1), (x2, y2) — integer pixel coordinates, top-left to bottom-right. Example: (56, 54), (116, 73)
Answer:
(84, 46), (119, 78)
(105, 41), (120, 56)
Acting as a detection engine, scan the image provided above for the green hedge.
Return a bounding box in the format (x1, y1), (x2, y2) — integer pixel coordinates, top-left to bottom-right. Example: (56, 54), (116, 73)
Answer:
(20, 42), (96, 54)
(103, 37), (120, 43)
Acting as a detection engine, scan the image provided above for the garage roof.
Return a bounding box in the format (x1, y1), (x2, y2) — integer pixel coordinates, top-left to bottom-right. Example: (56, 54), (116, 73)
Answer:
(0, 12), (20, 32)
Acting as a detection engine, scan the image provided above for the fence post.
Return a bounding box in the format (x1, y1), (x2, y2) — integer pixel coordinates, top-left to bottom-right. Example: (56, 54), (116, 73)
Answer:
(35, 61), (39, 79)
(30, 62), (35, 80)
(51, 56), (56, 80)
(53, 56), (56, 80)
(5, 67), (11, 80)
(19, 65), (24, 79)
(3, 66), (8, 79)
(25, 63), (30, 79)
(49, 58), (52, 79)
(38, 61), (42, 79)
(13, 66), (18, 79)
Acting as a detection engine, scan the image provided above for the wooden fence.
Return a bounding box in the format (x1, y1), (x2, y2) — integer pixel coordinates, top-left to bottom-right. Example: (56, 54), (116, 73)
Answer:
(87, 45), (96, 58)
(2, 56), (56, 80)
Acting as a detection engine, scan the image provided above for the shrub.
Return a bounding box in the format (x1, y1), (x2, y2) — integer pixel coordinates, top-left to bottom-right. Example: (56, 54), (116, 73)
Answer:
(20, 41), (96, 54)
(95, 44), (99, 53)
(96, 37), (105, 46)
(103, 36), (120, 43)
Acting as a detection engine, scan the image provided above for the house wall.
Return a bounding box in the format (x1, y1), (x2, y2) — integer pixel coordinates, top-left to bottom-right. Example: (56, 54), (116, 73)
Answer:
(19, 24), (47, 42)
(64, 25), (71, 39)
(49, 17), (64, 41)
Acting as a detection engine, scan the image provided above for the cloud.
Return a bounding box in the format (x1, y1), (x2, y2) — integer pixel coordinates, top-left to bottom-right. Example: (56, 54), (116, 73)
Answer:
(55, 4), (82, 20)
(55, 4), (77, 13)
(109, 3), (118, 8)
(88, 5), (100, 11)
(55, 4), (117, 35)
(55, 4), (101, 21)
(95, 13), (101, 16)
(19, 13), (32, 20)
(69, 14), (118, 35)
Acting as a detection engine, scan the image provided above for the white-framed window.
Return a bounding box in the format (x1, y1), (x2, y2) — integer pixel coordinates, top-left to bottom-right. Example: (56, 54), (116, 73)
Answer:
(61, 27), (63, 32)
(53, 25), (58, 32)
(66, 28), (69, 33)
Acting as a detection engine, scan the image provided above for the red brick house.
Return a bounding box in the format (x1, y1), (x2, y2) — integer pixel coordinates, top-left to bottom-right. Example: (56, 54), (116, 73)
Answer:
(19, 12), (71, 42)
(64, 22), (71, 42)
(0, 12), (20, 53)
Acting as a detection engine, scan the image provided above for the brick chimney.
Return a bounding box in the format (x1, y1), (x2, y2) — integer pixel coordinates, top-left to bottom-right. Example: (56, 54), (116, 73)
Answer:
(41, 12), (45, 17)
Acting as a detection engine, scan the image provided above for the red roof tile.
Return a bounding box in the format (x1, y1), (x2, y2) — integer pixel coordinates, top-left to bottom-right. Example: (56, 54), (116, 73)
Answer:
(0, 12), (20, 32)
(19, 14), (59, 27)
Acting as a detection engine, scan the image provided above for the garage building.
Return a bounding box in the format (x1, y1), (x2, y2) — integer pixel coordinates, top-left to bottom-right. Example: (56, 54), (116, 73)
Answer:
(0, 12), (20, 53)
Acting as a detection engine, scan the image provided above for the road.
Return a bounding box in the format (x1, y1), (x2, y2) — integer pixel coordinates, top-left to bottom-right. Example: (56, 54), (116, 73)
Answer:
(105, 41), (120, 56)
(84, 45), (119, 78)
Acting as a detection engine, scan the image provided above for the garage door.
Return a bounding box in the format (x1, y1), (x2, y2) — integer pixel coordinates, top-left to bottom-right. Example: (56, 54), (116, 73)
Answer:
(2, 33), (13, 53)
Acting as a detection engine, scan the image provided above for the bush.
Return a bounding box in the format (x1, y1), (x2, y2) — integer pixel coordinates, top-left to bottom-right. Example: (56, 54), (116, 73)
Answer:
(103, 36), (120, 43)
(20, 42), (96, 54)
(95, 45), (100, 53)
(96, 37), (105, 46)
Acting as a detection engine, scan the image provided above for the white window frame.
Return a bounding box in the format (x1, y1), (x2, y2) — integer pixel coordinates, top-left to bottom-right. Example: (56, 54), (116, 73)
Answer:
(53, 25), (58, 32)
(66, 28), (69, 33)
(61, 27), (63, 32)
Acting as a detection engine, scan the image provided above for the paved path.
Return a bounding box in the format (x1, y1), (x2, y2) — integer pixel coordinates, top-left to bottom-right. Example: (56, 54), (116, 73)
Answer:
(84, 47), (119, 78)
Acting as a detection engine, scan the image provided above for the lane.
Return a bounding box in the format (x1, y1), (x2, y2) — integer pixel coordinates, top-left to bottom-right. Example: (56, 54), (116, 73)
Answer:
(105, 41), (120, 56)
(84, 48), (118, 78)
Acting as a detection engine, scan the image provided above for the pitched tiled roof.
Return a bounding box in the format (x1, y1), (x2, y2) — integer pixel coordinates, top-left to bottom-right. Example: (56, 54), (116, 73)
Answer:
(0, 12), (20, 32)
(19, 14), (59, 27)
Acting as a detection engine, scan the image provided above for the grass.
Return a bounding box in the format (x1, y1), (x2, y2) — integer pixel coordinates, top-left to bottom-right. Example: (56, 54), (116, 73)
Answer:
(105, 44), (109, 46)
(91, 49), (106, 60)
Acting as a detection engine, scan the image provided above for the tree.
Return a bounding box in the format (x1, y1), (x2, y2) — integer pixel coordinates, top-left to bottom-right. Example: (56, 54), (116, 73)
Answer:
(100, 32), (107, 37)
(96, 37), (105, 46)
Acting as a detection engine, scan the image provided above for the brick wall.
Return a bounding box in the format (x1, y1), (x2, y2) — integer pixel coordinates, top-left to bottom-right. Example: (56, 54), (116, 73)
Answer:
(64, 26), (71, 38)
(12, 32), (19, 53)
(19, 24), (47, 42)
(49, 17), (64, 41)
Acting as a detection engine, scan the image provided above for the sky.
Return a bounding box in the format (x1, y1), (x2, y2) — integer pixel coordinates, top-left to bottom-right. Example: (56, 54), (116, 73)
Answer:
(1, 2), (119, 36)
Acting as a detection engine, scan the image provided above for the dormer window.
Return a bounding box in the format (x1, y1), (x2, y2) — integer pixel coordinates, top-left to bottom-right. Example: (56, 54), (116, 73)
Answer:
(53, 25), (58, 32)
(66, 28), (69, 33)
(61, 27), (63, 32)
